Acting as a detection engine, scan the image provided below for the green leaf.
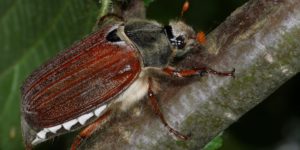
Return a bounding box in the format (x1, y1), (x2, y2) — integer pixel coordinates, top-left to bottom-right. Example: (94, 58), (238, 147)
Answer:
(0, 0), (98, 149)
(203, 133), (223, 150)
(144, 0), (155, 7)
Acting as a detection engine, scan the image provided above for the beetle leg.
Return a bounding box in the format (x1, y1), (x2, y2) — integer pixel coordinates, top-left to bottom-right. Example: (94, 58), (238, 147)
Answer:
(70, 110), (112, 150)
(148, 78), (190, 140)
(163, 66), (235, 78)
(94, 13), (124, 31)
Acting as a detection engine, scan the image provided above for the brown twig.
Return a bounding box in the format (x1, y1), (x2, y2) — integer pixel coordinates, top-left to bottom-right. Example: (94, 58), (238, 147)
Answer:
(81, 0), (300, 149)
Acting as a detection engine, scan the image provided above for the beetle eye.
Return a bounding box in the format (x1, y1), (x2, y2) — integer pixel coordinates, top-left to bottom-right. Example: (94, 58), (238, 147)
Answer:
(175, 36), (185, 49)
(170, 35), (185, 49)
(106, 29), (121, 42)
(163, 26), (186, 49)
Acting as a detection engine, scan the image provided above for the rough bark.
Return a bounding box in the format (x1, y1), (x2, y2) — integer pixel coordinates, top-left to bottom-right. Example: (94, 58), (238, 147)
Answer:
(80, 0), (300, 149)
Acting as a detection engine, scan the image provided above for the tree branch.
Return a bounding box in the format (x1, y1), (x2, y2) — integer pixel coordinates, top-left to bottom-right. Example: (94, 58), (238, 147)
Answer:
(80, 0), (300, 149)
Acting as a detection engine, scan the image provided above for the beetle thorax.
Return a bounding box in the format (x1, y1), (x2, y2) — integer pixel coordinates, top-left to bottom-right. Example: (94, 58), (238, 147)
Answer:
(121, 19), (198, 68)
(122, 20), (174, 68)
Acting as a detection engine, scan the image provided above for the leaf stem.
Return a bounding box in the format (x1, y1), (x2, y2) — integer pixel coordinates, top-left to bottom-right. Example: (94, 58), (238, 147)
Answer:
(98, 0), (111, 18)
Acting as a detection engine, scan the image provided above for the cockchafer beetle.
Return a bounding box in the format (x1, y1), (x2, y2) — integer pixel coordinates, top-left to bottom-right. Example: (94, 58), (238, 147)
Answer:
(21, 1), (234, 149)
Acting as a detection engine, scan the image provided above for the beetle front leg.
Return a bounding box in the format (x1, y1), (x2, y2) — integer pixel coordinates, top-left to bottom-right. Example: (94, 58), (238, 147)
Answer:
(148, 78), (190, 140)
(70, 110), (112, 150)
(163, 66), (235, 78)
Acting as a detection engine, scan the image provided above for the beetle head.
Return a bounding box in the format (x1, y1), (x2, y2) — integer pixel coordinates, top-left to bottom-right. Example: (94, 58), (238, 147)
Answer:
(164, 21), (202, 59)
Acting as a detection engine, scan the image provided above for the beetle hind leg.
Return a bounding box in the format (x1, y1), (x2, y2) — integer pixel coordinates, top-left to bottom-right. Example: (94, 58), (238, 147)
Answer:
(148, 78), (190, 140)
(70, 110), (112, 150)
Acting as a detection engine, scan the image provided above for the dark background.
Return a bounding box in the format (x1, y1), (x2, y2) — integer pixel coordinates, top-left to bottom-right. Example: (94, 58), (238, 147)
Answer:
(147, 0), (300, 150)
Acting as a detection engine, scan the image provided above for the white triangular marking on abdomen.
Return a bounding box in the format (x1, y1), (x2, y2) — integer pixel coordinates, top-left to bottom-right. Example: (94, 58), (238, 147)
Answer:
(32, 136), (45, 145)
(36, 129), (48, 139)
(46, 125), (62, 133)
(78, 112), (94, 125)
(62, 119), (78, 130)
(94, 105), (107, 117)
(31, 102), (109, 145)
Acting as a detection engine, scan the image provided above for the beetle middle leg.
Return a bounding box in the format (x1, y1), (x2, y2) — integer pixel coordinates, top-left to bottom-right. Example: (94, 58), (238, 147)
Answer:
(70, 110), (112, 150)
(148, 78), (190, 140)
